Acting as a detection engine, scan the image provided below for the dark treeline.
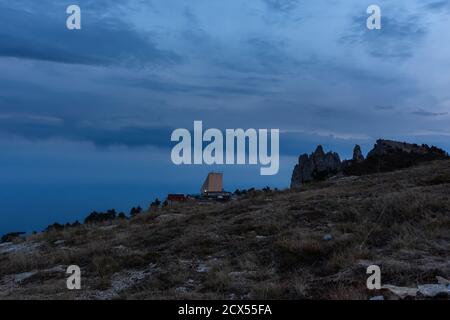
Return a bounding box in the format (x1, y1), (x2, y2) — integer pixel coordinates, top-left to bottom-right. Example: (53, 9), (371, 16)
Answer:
(1, 187), (278, 242)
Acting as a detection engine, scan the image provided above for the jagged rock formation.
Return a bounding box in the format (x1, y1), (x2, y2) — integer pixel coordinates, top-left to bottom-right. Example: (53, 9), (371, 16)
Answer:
(1, 232), (25, 243)
(291, 139), (449, 188)
(342, 145), (365, 172)
(353, 145), (365, 162)
(368, 139), (447, 158)
(291, 145), (341, 189)
(344, 139), (449, 176)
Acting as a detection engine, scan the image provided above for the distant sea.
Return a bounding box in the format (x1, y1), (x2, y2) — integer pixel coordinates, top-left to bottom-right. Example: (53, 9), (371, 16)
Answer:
(0, 183), (166, 236)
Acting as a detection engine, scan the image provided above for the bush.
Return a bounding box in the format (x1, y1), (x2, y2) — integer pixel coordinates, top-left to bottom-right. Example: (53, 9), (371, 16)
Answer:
(150, 199), (161, 209)
(130, 206), (142, 217)
(84, 209), (117, 224)
(44, 223), (65, 232)
(1, 232), (25, 243)
(275, 238), (326, 271)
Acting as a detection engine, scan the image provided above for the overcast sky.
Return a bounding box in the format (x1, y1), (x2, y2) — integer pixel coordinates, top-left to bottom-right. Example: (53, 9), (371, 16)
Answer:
(1, 0), (450, 233)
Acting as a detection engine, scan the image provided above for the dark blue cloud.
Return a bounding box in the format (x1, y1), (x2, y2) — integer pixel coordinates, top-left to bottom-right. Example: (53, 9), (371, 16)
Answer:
(411, 109), (448, 117)
(0, 115), (172, 148)
(426, 0), (450, 11)
(0, 3), (181, 67)
(118, 76), (273, 97)
(341, 9), (427, 60)
(375, 105), (395, 110)
(262, 0), (300, 13)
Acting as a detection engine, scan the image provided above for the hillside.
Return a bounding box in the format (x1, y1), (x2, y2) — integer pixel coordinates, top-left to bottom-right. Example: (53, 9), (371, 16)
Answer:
(1, 160), (450, 300)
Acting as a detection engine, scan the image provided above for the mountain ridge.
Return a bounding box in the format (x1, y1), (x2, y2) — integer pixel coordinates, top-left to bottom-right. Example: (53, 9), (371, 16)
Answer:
(1, 159), (449, 299)
(291, 139), (449, 188)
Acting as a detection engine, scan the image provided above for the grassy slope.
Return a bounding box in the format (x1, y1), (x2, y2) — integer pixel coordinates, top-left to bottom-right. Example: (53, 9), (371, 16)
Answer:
(1, 160), (449, 300)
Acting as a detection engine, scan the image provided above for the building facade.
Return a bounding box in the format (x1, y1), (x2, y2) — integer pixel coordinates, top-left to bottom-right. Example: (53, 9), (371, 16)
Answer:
(200, 172), (223, 194)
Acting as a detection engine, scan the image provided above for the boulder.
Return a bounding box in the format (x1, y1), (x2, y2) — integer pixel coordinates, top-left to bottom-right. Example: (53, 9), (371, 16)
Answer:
(322, 234), (333, 241)
(381, 284), (418, 299)
(436, 276), (450, 285)
(418, 284), (450, 298)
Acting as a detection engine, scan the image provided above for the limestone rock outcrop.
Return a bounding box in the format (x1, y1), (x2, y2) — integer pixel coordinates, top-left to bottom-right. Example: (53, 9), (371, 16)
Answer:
(352, 145), (365, 162)
(291, 146), (342, 189)
(345, 139), (449, 176)
(291, 139), (449, 188)
(367, 139), (447, 158)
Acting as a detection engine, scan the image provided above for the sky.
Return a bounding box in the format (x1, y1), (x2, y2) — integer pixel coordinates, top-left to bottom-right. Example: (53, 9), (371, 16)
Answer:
(1, 0), (450, 234)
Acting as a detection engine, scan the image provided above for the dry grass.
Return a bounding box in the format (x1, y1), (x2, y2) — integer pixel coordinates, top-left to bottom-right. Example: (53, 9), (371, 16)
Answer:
(1, 160), (449, 300)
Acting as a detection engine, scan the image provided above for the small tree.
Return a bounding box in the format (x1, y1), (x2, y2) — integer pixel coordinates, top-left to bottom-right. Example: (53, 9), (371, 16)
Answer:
(72, 220), (81, 227)
(150, 198), (161, 209)
(130, 206), (142, 217)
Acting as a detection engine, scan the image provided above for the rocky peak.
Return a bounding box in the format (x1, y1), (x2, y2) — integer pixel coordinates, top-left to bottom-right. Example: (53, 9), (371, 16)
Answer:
(291, 146), (342, 189)
(352, 145), (364, 162)
(347, 140), (448, 176)
(367, 139), (447, 158)
(291, 139), (449, 188)
(313, 145), (325, 157)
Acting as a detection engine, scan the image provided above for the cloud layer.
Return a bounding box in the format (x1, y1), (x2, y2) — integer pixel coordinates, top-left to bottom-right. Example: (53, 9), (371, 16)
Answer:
(0, 0), (449, 154)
